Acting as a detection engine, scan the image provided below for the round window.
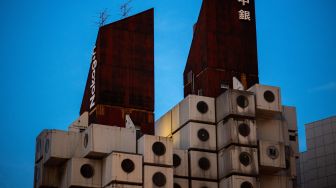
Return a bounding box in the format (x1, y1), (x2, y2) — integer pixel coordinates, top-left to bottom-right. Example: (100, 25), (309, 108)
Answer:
(267, 146), (279, 159)
(197, 129), (210, 142)
(238, 123), (250, 137)
(121, 159), (135, 173)
(84, 133), (89, 148)
(173, 154), (181, 167)
(198, 157), (211, 171)
(264, 90), (275, 103)
(197, 101), (209, 114)
(236, 95), (249, 108)
(174, 183), (182, 188)
(241, 181), (253, 188)
(239, 152), (252, 166)
(80, 164), (94, 178)
(152, 142), (166, 156)
(44, 139), (50, 154)
(152, 172), (166, 187)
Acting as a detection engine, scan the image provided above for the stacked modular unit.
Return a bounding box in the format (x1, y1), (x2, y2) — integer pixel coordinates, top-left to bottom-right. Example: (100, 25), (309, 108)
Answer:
(216, 89), (259, 187)
(156, 94), (218, 186)
(154, 84), (298, 188)
(137, 134), (173, 188)
(247, 84), (298, 186)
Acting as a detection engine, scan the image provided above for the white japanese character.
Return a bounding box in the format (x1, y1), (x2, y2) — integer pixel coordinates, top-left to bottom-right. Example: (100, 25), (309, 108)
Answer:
(238, 10), (251, 21)
(238, 0), (250, 6)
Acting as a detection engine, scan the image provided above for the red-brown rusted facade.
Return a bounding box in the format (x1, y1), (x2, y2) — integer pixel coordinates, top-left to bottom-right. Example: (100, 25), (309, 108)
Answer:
(80, 9), (154, 135)
(184, 0), (259, 98)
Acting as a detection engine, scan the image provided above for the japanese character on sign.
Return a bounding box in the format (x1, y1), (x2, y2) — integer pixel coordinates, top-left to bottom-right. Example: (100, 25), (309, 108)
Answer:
(238, 0), (250, 6)
(238, 10), (251, 21)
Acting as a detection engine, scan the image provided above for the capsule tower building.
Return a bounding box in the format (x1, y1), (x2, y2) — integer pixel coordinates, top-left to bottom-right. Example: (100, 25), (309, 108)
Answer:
(34, 1), (299, 188)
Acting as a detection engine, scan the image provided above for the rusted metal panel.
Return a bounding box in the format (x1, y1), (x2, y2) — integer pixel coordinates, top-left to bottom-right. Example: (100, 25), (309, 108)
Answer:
(184, 0), (259, 98)
(80, 9), (154, 114)
(89, 105), (154, 135)
(79, 9), (154, 134)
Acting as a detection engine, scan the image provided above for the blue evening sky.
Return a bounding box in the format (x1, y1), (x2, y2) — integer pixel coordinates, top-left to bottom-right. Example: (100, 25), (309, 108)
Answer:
(0, 0), (335, 187)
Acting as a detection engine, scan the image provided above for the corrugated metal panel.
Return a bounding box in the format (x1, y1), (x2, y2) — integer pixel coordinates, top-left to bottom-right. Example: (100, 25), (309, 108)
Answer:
(184, 0), (259, 98)
(80, 9), (154, 114)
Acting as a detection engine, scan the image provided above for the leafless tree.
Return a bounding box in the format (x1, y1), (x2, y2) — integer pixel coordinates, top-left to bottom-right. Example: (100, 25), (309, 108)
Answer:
(120, 0), (133, 18)
(97, 9), (109, 27)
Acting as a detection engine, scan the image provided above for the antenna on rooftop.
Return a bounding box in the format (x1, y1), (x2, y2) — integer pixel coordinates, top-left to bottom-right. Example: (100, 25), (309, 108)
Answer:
(120, 0), (133, 18)
(97, 9), (109, 27)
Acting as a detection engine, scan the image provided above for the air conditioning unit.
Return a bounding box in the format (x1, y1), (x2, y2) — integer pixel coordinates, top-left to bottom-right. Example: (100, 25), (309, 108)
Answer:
(173, 122), (216, 151)
(259, 140), (286, 173)
(256, 118), (284, 143)
(248, 84), (282, 117)
(189, 150), (217, 180)
(216, 89), (255, 122)
(191, 180), (218, 188)
(178, 95), (216, 128)
(104, 184), (142, 188)
(137, 135), (173, 166)
(259, 175), (293, 188)
(144, 165), (173, 188)
(60, 158), (102, 188)
(155, 110), (172, 137)
(102, 152), (143, 187)
(34, 161), (59, 188)
(82, 124), (136, 158)
(174, 178), (189, 188)
(282, 106), (297, 131)
(218, 145), (259, 179)
(43, 130), (80, 166)
(219, 175), (258, 188)
(288, 132), (299, 157)
(217, 118), (257, 150)
(35, 130), (48, 163)
(68, 112), (89, 133)
(173, 149), (188, 177)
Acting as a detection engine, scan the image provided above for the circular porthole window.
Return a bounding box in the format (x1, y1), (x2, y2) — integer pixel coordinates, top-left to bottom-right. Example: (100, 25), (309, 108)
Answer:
(121, 159), (135, 173)
(44, 139), (50, 154)
(239, 152), (252, 166)
(197, 129), (210, 142)
(238, 123), (250, 137)
(241, 181), (253, 188)
(264, 90), (275, 103)
(198, 157), (211, 171)
(197, 101), (209, 114)
(80, 164), (94, 179)
(152, 172), (166, 187)
(237, 95), (249, 108)
(152, 142), (166, 156)
(267, 146), (279, 159)
(174, 183), (182, 188)
(173, 154), (181, 167)
(83, 133), (89, 148)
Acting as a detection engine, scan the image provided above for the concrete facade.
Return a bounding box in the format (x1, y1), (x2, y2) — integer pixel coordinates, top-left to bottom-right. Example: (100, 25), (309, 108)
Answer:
(299, 116), (336, 188)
